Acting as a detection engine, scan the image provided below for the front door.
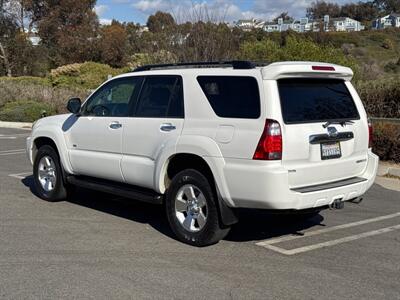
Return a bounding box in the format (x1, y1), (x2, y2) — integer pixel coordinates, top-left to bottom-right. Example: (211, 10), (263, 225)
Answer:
(67, 76), (143, 182)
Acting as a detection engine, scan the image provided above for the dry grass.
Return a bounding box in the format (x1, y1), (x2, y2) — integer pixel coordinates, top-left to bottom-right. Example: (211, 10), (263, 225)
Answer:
(0, 78), (89, 114)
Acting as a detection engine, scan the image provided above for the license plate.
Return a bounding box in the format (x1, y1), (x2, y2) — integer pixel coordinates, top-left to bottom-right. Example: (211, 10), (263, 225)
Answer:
(321, 142), (341, 160)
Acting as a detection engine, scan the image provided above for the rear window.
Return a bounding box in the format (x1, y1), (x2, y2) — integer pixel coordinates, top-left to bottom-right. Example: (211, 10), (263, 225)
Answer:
(278, 79), (360, 124)
(197, 76), (260, 119)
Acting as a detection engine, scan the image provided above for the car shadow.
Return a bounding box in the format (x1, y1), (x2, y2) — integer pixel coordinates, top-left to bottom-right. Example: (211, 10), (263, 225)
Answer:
(22, 176), (325, 243)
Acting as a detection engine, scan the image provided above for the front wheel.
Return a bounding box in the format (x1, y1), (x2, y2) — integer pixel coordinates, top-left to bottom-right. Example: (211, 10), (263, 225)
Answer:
(165, 169), (230, 247)
(33, 145), (68, 202)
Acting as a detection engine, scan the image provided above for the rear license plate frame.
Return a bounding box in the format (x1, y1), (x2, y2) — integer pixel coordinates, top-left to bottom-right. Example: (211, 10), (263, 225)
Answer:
(321, 141), (342, 160)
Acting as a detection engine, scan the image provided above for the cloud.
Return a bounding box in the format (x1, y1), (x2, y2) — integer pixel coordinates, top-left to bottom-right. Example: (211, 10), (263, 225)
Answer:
(94, 4), (109, 17)
(132, 0), (173, 12)
(99, 18), (113, 25)
(128, 0), (359, 23)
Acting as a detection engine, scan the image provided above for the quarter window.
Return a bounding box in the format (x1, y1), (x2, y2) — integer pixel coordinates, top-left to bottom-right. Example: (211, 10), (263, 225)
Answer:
(197, 76), (261, 119)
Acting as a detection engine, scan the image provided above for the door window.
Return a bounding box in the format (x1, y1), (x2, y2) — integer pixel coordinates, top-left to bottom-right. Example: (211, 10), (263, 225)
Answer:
(134, 76), (184, 118)
(83, 77), (142, 117)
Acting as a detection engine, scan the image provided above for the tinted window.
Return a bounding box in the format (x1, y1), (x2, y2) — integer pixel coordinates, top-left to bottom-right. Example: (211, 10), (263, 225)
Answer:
(197, 76), (260, 119)
(83, 77), (141, 117)
(135, 76), (184, 118)
(278, 79), (360, 124)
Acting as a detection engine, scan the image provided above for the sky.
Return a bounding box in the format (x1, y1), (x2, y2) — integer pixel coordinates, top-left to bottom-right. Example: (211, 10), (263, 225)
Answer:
(94, 0), (361, 25)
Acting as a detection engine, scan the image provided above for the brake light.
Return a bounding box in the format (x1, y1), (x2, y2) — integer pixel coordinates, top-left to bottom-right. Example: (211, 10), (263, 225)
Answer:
(312, 66), (335, 71)
(253, 119), (282, 160)
(368, 118), (373, 148)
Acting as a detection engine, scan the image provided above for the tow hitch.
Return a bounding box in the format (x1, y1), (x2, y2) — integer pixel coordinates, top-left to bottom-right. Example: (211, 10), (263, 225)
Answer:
(329, 198), (344, 210)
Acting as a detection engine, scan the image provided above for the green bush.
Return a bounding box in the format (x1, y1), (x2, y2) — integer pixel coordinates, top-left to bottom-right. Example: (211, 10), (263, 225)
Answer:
(373, 122), (400, 163)
(49, 61), (130, 89)
(355, 78), (400, 118)
(0, 100), (56, 122)
(238, 36), (359, 79)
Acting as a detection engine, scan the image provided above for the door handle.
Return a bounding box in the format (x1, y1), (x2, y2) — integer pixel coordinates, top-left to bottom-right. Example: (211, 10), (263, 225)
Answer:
(160, 123), (176, 132)
(109, 121), (122, 129)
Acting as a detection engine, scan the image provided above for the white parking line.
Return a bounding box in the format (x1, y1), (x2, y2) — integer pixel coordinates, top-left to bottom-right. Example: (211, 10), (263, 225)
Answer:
(259, 224), (400, 255)
(0, 136), (17, 139)
(256, 212), (400, 255)
(8, 172), (32, 179)
(0, 149), (26, 156)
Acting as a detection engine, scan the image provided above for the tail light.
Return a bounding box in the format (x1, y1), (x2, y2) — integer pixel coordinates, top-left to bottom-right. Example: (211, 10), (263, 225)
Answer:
(368, 118), (373, 149)
(253, 119), (282, 160)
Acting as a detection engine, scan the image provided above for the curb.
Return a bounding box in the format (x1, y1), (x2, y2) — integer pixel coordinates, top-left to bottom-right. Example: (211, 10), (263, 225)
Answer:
(378, 162), (400, 178)
(0, 121), (32, 130)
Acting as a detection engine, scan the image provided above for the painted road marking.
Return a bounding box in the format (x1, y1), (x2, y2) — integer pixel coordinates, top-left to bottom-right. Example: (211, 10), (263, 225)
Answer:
(257, 212), (400, 255)
(8, 172), (32, 179)
(0, 133), (30, 139)
(257, 224), (400, 255)
(0, 149), (26, 156)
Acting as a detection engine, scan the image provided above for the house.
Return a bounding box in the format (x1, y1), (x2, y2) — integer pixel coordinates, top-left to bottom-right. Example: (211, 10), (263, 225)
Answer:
(372, 14), (400, 29)
(330, 17), (365, 32)
(235, 19), (265, 31)
(263, 17), (320, 33)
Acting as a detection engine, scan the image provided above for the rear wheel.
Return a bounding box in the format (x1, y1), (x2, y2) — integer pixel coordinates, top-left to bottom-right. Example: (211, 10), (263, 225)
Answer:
(33, 145), (68, 202)
(165, 169), (230, 247)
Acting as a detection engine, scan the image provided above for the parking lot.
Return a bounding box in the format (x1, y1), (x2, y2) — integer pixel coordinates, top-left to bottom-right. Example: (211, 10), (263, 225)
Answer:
(1, 127), (399, 299)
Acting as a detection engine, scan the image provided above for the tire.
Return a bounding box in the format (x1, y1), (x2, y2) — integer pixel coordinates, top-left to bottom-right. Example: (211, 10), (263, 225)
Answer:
(33, 145), (68, 202)
(165, 169), (230, 247)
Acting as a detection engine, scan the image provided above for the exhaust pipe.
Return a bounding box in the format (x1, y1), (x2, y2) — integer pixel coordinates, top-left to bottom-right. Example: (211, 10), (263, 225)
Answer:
(329, 198), (344, 210)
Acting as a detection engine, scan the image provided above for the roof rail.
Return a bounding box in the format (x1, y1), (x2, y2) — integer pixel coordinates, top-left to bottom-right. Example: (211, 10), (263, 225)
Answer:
(132, 60), (267, 72)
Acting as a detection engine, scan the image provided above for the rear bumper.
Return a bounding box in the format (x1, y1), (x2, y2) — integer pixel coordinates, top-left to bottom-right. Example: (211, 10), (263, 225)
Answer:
(223, 151), (379, 210)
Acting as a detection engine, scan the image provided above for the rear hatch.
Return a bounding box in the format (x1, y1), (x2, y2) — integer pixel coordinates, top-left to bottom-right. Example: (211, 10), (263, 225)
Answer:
(278, 78), (369, 188)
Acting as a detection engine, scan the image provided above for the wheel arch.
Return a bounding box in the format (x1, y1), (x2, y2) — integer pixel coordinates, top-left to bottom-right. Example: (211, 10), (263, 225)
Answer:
(161, 152), (238, 226)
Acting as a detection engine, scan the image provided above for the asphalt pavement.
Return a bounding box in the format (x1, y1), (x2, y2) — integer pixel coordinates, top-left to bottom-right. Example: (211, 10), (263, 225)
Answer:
(0, 127), (399, 299)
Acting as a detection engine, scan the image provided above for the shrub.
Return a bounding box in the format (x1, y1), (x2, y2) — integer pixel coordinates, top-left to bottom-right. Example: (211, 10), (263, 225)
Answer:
(49, 62), (129, 89)
(0, 77), (89, 113)
(373, 122), (400, 163)
(382, 38), (394, 50)
(0, 100), (56, 122)
(238, 36), (359, 79)
(355, 78), (400, 118)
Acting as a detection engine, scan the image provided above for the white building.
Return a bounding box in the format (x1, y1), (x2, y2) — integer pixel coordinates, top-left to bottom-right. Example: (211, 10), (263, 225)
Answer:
(331, 17), (365, 32)
(235, 19), (265, 31)
(261, 15), (363, 33)
(372, 14), (400, 29)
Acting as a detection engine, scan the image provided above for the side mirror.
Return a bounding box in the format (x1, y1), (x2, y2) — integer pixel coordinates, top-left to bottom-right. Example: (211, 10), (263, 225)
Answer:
(67, 98), (81, 115)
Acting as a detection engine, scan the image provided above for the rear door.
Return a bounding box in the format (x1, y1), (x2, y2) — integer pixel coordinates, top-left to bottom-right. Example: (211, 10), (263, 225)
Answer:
(277, 78), (368, 188)
(121, 75), (184, 189)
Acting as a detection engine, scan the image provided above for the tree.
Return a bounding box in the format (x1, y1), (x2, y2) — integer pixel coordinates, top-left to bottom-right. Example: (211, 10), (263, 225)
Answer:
(341, 2), (379, 21)
(99, 21), (128, 67)
(0, 16), (16, 76)
(373, 0), (400, 13)
(147, 11), (175, 33)
(35, 0), (99, 66)
(307, 1), (341, 19)
(273, 12), (294, 23)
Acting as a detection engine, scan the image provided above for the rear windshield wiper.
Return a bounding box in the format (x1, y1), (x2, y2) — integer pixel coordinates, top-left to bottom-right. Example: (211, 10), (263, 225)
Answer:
(323, 120), (354, 128)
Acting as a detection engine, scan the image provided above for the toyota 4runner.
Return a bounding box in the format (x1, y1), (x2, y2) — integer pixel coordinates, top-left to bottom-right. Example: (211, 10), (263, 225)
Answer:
(26, 61), (379, 246)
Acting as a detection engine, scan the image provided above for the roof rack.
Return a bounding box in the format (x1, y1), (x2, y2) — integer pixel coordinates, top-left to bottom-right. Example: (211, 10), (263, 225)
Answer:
(132, 60), (267, 72)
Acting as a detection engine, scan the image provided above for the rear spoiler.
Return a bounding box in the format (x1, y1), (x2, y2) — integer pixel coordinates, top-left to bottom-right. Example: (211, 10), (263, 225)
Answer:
(261, 62), (353, 81)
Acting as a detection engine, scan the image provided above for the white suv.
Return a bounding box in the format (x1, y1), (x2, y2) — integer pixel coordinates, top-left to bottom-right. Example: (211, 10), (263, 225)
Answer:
(27, 61), (379, 246)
